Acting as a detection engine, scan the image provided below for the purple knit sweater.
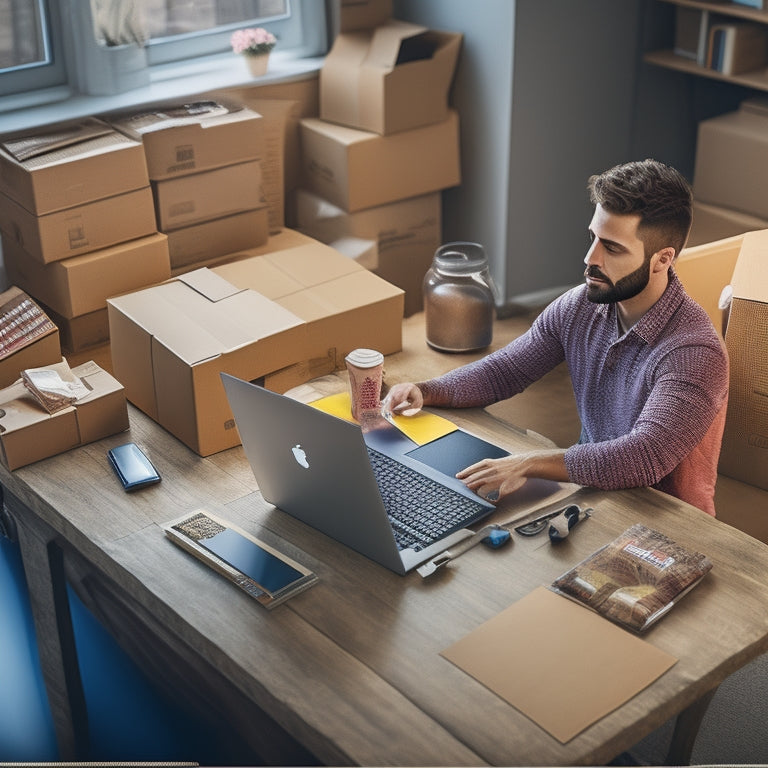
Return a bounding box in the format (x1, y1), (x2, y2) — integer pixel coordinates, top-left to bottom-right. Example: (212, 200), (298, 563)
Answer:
(419, 271), (729, 516)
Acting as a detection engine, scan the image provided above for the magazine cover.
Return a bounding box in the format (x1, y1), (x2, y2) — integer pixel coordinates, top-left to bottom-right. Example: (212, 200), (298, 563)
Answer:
(551, 523), (712, 632)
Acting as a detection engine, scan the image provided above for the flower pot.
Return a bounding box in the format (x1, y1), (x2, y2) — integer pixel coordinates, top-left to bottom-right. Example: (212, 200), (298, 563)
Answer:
(245, 53), (270, 77)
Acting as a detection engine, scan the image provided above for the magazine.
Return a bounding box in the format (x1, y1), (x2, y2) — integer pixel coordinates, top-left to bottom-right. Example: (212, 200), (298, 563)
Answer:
(551, 523), (712, 632)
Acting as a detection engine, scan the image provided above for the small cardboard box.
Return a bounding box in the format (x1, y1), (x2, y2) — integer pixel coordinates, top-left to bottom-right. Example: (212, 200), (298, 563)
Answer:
(339, 0), (392, 31)
(688, 200), (768, 248)
(320, 20), (462, 135)
(718, 229), (768, 490)
(211, 237), (404, 365)
(42, 305), (110, 354)
(2, 232), (171, 319)
(107, 270), (308, 456)
(0, 118), (149, 215)
(153, 161), (266, 232)
(167, 207), (270, 272)
(0, 287), (61, 388)
(109, 102), (262, 181)
(295, 189), (441, 315)
(0, 186), (157, 264)
(693, 104), (768, 220)
(300, 111), (460, 212)
(0, 360), (129, 470)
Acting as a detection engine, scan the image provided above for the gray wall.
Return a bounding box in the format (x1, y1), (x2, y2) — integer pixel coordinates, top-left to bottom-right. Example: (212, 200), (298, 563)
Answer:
(394, 0), (644, 307)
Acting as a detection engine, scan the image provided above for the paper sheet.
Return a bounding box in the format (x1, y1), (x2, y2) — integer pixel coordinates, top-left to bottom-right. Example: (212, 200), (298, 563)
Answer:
(441, 586), (677, 743)
(309, 392), (457, 445)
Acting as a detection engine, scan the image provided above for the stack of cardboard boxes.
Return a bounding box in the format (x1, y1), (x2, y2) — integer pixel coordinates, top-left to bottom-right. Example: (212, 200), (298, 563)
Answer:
(295, 0), (463, 315)
(688, 98), (768, 247)
(108, 101), (270, 273)
(0, 118), (171, 352)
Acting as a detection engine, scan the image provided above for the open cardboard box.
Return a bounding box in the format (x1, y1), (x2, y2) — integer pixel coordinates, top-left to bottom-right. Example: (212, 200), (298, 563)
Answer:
(0, 360), (128, 470)
(0, 118), (149, 215)
(300, 111), (460, 212)
(108, 232), (403, 456)
(320, 19), (462, 135)
(108, 101), (263, 181)
(0, 286), (61, 388)
(677, 230), (768, 490)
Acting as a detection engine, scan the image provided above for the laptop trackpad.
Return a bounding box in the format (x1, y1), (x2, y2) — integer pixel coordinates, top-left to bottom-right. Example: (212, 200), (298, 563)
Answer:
(405, 430), (509, 478)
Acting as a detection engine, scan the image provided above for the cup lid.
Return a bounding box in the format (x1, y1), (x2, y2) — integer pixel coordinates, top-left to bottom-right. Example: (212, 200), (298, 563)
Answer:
(345, 348), (384, 368)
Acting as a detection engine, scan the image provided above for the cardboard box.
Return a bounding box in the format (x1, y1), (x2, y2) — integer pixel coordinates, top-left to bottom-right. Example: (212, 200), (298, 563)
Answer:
(109, 101), (262, 181)
(153, 161), (266, 232)
(0, 287), (61, 388)
(693, 105), (768, 220)
(107, 270), (307, 456)
(320, 20), (462, 135)
(339, 0), (392, 31)
(0, 118), (149, 215)
(2, 232), (171, 318)
(167, 207), (270, 272)
(212, 238), (404, 365)
(296, 189), (441, 315)
(300, 111), (460, 212)
(718, 229), (768, 490)
(688, 200), (768, 248)
(0, 360), (129, 470)
(43, 305), (110, 353)
(0, 186), (157, 264)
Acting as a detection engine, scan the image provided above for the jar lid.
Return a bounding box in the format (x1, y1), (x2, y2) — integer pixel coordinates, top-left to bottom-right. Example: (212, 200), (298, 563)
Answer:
(345, 348), (384, 369)
(433, 242), (488, 275)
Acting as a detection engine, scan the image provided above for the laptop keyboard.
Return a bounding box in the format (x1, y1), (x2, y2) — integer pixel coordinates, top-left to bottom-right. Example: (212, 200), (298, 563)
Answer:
(367, 447), (490, 551)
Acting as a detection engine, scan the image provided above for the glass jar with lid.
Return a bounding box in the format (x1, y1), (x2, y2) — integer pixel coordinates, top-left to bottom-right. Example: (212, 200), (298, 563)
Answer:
(423, 241), (496, 352)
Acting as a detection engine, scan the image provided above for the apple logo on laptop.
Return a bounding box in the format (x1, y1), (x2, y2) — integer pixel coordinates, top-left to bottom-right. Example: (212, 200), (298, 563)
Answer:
(292, 444), (309, 468)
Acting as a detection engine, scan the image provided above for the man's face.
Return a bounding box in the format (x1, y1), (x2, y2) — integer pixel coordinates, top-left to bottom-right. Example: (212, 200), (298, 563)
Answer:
(584, 205), (651, 304)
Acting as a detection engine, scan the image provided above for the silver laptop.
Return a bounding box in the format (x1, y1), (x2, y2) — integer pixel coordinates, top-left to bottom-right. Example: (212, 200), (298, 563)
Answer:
(220, 373), (499, 575)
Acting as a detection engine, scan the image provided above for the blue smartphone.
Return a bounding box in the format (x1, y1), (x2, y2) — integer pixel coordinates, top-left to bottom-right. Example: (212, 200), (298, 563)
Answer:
(108, 442), (161, 491)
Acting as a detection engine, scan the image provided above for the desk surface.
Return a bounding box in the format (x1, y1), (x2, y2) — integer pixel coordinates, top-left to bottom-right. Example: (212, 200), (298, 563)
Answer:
(5, 313), (768, 766)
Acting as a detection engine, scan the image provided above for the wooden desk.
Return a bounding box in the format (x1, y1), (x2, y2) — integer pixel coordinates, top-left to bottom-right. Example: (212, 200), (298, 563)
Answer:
(4, 313), (768, 766)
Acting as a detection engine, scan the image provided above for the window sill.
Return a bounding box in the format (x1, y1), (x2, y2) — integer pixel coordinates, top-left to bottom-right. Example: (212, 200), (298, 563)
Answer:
(0, 51), (323, 135)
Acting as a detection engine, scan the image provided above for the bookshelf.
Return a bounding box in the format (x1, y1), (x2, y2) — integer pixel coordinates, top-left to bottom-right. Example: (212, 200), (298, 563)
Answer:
(645, 0), (768, 91)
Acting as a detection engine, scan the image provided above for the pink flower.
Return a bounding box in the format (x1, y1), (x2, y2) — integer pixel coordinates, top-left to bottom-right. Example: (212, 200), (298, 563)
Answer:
(230, 27), (277, 56)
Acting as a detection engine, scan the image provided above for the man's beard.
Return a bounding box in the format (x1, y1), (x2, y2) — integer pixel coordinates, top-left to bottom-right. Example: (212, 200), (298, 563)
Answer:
(585, 257), (651, 304)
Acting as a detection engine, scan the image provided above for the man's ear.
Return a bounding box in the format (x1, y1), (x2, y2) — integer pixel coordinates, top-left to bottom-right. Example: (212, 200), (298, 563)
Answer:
(652, 246), (675, 272)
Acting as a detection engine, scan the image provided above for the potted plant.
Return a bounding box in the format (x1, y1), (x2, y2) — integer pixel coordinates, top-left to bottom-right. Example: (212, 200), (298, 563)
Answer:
(231, 27), (277, 77)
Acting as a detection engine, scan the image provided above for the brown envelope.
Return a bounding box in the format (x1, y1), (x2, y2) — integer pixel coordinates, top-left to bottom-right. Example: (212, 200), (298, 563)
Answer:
(441, 586), (677, 743)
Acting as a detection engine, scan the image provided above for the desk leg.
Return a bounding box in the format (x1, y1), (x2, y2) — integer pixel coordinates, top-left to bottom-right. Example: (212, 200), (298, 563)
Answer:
(5, 490), (89, 760)
(665, 687), (717, 765)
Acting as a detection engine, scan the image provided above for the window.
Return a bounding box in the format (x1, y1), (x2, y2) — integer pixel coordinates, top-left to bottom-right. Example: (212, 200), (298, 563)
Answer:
(0, 0), (327, 101)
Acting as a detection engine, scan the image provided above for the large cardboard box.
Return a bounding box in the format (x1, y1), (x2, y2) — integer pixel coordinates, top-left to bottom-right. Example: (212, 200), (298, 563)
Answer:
(295, 189), (441, 315)
(693, 104), (768, 220)
(320, 20), (461, 135)
(717, 229), (768, 490)
(0, 287), (61, 388)
(2, 232), (171, 318)
(109, 101), (262, 181)
(212, 238), (404, 365)
(167, 207), (270, 273)
(153, 161), (266, 232)
(0, 118), (149, 215)
(339, 0), (392, 31)
(0, 360), (128, 470)
(688, 200), (768, 248)
(107, 270), (307, 456)
(0, 186), (157, 264)
(300, 111), (460, 212)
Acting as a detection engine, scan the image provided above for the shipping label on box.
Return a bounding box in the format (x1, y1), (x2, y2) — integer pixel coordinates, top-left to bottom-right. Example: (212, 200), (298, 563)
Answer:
(321, 20), (461, 135)
(0, 359), (128, 470)
(2, 232), (171, 319)
(0, 186), (157, 264)
(0, 118), (149, 215)
(300, 111), (460, 212)
(109, 102), (263, 180)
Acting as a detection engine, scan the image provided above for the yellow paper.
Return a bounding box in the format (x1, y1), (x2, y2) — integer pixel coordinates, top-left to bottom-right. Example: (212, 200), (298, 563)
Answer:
(309, 393), (457, 445)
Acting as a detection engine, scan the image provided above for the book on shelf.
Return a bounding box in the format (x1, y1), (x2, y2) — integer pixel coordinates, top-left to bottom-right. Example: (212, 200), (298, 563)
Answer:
(707, 21), (768, 75)
(550, 523), (712, 632)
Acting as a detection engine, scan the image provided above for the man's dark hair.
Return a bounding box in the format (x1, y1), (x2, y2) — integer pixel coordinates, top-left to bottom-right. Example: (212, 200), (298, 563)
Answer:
(587, 159), (693, 258)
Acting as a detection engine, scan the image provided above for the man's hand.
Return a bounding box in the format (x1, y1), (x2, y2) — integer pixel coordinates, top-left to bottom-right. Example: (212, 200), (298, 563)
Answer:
(456, 449), (570, 502)
(381, 382), (424, 417)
